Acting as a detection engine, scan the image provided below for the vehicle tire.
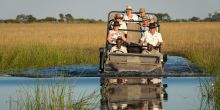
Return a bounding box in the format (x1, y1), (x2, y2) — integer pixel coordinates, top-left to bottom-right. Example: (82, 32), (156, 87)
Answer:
(161, 54), (167, 73)
(99, 47), (106, 73)
(163, 54), (167, 63)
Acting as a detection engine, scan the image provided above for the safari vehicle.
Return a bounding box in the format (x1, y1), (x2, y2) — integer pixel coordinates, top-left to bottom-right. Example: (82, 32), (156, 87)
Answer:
(99, 11), (167, 74)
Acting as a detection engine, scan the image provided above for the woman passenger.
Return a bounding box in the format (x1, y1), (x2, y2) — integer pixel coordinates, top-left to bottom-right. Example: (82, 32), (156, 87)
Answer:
(107, 21), (126, 46)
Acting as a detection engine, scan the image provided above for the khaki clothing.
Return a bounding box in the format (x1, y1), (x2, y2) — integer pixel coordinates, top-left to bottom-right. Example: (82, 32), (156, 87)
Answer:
(142, 49), (163, 62)
(142, 49), (160, 54)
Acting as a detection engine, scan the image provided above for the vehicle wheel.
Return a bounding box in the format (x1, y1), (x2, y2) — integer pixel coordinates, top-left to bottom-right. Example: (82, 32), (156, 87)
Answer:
(163, 54), (167, 63)
(161, 54), (167, 73)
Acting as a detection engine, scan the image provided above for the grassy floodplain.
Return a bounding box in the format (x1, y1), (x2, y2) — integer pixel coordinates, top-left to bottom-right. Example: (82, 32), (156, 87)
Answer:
(0, 23), (106, 72)
(0, 22), (219, 74)
(161, 22), (220, 75)
(0, 22), (220, 108)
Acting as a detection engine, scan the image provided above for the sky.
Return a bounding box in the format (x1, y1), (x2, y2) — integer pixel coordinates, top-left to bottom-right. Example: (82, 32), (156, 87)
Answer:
(0, 0), (220, 20)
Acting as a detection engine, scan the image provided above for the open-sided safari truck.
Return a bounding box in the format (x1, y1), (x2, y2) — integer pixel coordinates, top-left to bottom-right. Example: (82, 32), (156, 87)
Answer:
(99, 11), (167, 74)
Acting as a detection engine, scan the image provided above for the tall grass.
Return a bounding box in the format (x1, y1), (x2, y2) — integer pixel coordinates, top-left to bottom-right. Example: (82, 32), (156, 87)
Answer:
(9, 80), (99, 110)
(161, 22), (220, 75)
(0, 23), (219, 74)
(0, 23), (105, 72)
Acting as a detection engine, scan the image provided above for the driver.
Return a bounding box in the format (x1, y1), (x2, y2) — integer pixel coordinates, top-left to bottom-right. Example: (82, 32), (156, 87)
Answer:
(110, 38), (127, 53)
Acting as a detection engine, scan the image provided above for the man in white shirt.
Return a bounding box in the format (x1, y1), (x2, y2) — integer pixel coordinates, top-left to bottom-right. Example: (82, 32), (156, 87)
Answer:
(123, 5), (138, 21)
(110, 38), (127, 53)
(140, 23), (162, 47)
(139, 23), (163, 54)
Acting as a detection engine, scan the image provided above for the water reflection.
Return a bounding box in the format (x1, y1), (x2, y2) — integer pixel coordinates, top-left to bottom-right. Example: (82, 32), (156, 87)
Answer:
(100, 77), (168, 110)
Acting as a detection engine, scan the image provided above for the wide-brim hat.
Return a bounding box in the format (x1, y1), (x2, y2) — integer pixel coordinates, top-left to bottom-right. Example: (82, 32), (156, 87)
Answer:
(113, 21), (121, 26)
(149, 23), (157, 29)
(126, 5), (132, 10)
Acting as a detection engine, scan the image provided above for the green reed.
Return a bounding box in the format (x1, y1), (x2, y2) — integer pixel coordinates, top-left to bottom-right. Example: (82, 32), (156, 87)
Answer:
(0, 45), (99, 73)
(9, 80), (100, 110)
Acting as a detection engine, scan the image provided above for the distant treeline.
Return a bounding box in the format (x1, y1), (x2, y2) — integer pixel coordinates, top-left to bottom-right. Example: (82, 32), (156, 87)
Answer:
(0, 11), (220, 23)
(156, 11), (220, 22)
(0, 13), (104, 23)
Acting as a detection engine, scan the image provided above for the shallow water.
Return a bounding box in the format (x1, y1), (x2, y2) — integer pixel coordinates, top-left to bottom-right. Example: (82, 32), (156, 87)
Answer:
(8, 56), (203, 77)
(0, 76), (212, 110)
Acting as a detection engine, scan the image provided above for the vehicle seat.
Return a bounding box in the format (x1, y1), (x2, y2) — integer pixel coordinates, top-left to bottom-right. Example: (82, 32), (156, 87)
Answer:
(126, 22), (142, 53)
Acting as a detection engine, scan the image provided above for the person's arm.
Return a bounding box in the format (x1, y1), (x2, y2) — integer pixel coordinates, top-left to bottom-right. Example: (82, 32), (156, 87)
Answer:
(139, 33), (146, 46)
(139, 40), (144, 46)
(124, 47), (128, 53)
(121, 46), (128, 53)
(122, 22), (128, 35)
(119, 32), (127, 42)
(121, 35), (127, 42)
(156, 42), (161, 47)
(156, 33), (163, 46)
(107, 32), (112, 44)
(156, 33), (163, 52)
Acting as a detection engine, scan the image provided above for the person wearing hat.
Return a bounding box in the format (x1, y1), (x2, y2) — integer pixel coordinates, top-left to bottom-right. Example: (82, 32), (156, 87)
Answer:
(139, 23), (163, 54)
(140, 16), (149, 33)
(114, 13), (127, 36)
(107, 21), (126, 45)
(123, 5), (138, 21)
(138, 8), (148, 21)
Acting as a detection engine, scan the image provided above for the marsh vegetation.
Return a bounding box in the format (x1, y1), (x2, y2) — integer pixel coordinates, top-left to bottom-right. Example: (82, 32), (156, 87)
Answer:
(9, 80), (99, 110)
(0, 22), (219, 108)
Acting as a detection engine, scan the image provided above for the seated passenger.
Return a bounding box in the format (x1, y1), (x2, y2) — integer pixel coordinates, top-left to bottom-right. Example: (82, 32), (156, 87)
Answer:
(139, 23), (163, 60)
(110, 38), (127, 53)
(140, 16), (149, 35)
(138, 8), (147, 21)
(107, 21), (126, 45)
(123, 5), (138, 21)
(114, 13), (127, 37)
(139, 23), (163, 51)
(150, 15), (157, 23)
